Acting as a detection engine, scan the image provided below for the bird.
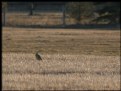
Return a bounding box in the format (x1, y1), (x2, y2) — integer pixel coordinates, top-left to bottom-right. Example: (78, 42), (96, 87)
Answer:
(35, 51), (42, 61)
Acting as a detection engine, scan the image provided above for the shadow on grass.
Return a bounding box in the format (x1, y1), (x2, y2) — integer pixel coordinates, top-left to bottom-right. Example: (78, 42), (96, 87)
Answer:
(3, 24), (120, 30)
(41, 70), (86, 75)
(41, 70), (120, 76)
(4, 70), (120, 76)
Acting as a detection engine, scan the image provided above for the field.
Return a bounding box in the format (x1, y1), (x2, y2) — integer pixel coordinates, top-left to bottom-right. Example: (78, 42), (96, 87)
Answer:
(4, 13), (76, 26)
(2, 27), (120, 90)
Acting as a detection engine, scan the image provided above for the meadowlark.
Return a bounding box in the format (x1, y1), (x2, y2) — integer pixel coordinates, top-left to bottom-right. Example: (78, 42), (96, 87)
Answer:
(35, 51), (42, 61)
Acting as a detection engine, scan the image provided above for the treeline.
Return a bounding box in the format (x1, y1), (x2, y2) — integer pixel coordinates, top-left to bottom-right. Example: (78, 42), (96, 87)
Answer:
(66, 2), (120, 24)
(2, 2), (120, 24)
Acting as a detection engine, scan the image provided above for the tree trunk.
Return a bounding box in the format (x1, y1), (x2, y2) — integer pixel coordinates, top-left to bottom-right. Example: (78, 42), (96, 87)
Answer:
(3, 7), (6, 26)
(29, 3), (34, 16)
(62, 4), (66, 27)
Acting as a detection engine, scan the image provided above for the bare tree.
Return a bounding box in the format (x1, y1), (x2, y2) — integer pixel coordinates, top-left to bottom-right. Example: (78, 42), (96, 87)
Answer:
(2, 2), (7, 26)
(29, 2), (34, 16)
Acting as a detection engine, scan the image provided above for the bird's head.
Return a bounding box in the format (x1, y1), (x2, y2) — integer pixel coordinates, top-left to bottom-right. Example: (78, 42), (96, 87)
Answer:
(36, 50), (41, 54)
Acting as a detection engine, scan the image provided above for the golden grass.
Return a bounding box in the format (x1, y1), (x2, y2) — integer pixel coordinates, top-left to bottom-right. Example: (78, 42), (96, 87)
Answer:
(5, 13), (76, 26)
(2, 27), (120, 56)
(2, 53), (120, 90)
(2, 27), (120, 90)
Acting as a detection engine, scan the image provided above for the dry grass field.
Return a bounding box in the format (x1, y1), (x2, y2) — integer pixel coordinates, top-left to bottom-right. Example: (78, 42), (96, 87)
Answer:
(5, 13), (76, 26)
(2, 27), (120, 90)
